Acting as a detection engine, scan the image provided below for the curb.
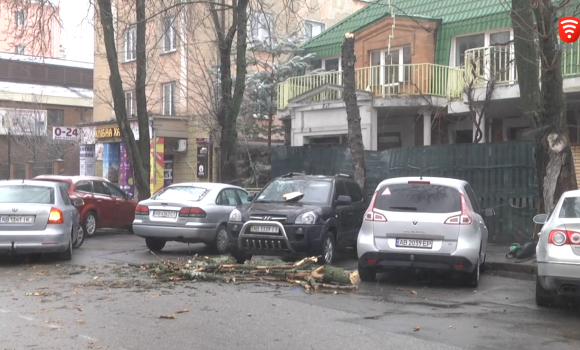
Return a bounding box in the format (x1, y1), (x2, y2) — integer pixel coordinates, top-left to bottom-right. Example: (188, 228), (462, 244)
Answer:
(484, 261), (536, 275)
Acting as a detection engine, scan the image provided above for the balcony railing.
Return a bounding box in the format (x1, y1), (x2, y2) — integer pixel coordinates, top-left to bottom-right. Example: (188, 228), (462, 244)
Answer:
(277, 43), (580, 110)
(278, 63), (462, 109)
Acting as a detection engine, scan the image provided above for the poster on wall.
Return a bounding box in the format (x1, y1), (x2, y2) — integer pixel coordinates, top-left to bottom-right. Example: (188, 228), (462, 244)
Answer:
(197, 145), (208, 178)
(150, 137), (165, 194)
(79, 144), (95, 176)
(103, 143), (120, 183)
(119, 142), (135, 199)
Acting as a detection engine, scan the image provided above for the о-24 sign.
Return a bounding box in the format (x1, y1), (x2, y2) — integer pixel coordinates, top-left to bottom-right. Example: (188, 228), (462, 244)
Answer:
(53, 126), (80, 140)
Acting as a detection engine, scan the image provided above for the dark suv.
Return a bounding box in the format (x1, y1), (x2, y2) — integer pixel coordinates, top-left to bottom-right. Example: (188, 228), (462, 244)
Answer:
(227, 173), (367, 264)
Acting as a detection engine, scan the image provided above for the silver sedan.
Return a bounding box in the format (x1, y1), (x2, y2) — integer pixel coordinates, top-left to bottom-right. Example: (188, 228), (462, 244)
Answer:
(534, 189), (580, 306)
(0, 180), (83, 260)
(133, 182), (250, 254)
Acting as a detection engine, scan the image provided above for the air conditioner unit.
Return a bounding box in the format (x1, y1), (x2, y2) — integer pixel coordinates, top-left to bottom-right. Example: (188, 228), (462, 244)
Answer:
(173, 139), (187, 153)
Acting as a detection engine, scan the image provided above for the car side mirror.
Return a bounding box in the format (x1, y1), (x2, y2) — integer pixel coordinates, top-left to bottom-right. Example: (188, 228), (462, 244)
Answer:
(247, 193), (255, 201)
(336, 195), (352, 205)
(533, 213), (548, 225)
(483, 208), (495, 217)
(73, 198), (84, 207)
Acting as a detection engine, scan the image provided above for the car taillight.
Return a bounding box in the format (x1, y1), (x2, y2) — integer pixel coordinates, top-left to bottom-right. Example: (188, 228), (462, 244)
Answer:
(179, 207), (206, 218)
(548, 230), (580, 246)
(135, 205), (149, 215)
(364, 191), (387, 222)
(444, 194), (473, 225)
(48, 207), (64, 224)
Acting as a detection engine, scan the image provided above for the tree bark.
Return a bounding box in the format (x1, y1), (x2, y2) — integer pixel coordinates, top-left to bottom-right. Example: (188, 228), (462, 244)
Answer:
(511, 0), (577, 215)
(341, 33), (367, 194)
(210, 0), (249, 185)
(97, 0), (150, 200)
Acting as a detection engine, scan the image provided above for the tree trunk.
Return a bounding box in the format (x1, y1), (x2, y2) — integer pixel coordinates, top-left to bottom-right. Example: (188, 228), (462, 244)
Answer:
(135, 0), (151, 200)
(97, 0), (150, 200)
(283, 119), (291, 145)
(341, 33), (367, 194)
(210, 0), (249, 185)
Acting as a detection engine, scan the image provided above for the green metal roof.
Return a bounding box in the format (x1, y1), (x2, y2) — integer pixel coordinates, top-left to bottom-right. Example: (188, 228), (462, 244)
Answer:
(301, 0), (514, 65)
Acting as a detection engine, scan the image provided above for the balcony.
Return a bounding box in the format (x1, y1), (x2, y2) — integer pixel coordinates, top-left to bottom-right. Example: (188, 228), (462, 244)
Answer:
(277, 42), (580, 110)
(277, 63), (463, 110)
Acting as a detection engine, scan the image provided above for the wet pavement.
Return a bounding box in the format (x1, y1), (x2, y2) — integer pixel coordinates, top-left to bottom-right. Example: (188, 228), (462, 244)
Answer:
(0, 231), (579, 350)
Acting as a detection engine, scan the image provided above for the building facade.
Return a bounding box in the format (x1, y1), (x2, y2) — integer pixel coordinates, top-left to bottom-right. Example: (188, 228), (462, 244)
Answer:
(0, 53), (93, 178)
(277, 0), (580, 153)
(91, 0), (372, 195)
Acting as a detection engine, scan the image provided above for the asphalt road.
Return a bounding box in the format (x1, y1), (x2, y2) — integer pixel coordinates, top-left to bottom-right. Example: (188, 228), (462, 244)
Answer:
(0, 231), (579, 350)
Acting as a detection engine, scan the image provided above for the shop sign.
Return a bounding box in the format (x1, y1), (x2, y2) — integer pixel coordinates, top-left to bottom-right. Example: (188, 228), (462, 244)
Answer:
(79, 144), (95, 176)
(95, 127), (121, 139)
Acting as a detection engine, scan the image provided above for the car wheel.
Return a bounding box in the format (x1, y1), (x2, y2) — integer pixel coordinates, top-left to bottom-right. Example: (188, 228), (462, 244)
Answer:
(212, 224), (230, 255)
(83, 212), (97, 237)
(317, 231), (336, 265)
(73, 226), (84, 249)
(358, 263), (376, 282)
(145, 238), (166, 252)
(60, 231), (73, 261)
(480, 251), (487, 273)
(536, 275), (555, 307)
(464, 256), (480, 288)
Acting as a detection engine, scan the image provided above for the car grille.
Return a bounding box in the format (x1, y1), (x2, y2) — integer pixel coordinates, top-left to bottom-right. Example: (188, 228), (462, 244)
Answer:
(249, 215), (286, 223)
(241, 237), (290, 251)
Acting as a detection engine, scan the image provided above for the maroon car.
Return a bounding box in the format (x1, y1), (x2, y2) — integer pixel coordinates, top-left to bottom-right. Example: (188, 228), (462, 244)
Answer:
(33, 175), (137, 246)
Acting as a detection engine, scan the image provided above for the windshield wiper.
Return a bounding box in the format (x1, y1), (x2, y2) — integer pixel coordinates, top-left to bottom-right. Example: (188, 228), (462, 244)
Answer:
(389, 206), (418, 211)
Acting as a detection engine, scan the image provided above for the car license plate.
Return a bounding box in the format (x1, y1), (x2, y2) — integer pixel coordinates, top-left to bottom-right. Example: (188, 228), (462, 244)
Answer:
(250, 225), (279, 233)
(396, 238), (433, 249)
(153, 210), (177, 218)
(0, 215), (34, 224)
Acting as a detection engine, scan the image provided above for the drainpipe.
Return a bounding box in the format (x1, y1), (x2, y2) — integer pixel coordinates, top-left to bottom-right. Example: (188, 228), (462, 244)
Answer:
(150, 117), (156, 186)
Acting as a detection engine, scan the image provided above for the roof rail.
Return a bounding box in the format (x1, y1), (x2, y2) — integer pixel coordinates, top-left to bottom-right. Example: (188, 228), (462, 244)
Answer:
(280, 172), (306, 178)
(336, 173), (352, 179)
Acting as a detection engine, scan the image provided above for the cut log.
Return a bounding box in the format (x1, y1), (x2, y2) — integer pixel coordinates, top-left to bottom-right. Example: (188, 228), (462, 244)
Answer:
(321, 265), (359, 285)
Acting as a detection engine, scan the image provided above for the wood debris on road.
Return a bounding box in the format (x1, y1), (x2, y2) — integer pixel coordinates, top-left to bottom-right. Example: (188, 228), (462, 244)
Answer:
(139, 254), (359, 292)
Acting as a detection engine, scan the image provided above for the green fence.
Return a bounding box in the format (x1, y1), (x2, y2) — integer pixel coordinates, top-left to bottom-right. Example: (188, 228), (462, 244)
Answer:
(271, 141), (538, 244)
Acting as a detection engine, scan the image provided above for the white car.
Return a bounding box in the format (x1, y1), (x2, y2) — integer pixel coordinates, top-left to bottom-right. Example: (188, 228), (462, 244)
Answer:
(357, 177), (495, 287)
(533, 190), (580, 306)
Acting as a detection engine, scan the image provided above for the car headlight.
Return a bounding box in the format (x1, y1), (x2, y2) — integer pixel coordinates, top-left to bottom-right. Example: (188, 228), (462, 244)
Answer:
(295, 211), (317, 225)
(229, 209), (242, 222)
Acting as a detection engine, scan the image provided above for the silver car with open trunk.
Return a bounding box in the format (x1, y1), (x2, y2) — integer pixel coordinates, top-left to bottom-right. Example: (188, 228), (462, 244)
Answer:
(357, 177), (495, 287)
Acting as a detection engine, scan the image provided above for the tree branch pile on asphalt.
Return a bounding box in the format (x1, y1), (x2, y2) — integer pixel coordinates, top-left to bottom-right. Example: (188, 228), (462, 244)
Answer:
(140, 254), (359, 292)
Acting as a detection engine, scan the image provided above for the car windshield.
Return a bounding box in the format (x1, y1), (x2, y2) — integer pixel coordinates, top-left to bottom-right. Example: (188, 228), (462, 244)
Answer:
(0, 185), (54, 204)
(559, 197), (580, 218)
(374, 183), (461, 213)
(256, 179), (331, 204)
(153, 186), (210, 202)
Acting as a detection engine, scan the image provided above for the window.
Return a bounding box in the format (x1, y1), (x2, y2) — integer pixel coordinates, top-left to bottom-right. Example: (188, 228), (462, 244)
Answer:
(236, 189), (250, 204)
(455, 130), (473, 144)
(0, 186), (54, 204)
(154, 186), (210, 201)
(218, 189), (240, 206)
(47, 109), (64, 126)
(75, 181), (93, 193)
(334, 181), (348, 201)
(559, 197), (580, 218)
(377, 132), (402, 151)
(125, 91), (134, 117)
(105, 182), (126, 198)
(256, 179), (331, 205)
(163, 82), (176, 115)
(15, 10), (25, 26)
(250, 12), (272, 43)
(15, 45), (25, 55)
(93, 181), (111, 196)
(508, 127), (532, 141)
(345, 181), (363, 202)
(370, 45), (412, 85)
(305, 20), (325, 39)
(374, 184), (461, 213)
(464, 184), (480, 213)
(124, 27), (136, 62)
(308, 58), (341, 72)
(455, 34), (485, 67)
(59, 186), (72, 206)
(163, 16), (177, 52)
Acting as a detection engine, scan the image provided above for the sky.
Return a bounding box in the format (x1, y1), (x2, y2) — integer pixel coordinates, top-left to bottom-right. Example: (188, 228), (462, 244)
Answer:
(58, 0), (94, 63)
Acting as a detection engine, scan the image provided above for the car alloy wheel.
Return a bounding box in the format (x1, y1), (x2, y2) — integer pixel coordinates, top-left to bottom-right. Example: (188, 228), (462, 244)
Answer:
(215, 227), (229, 254)
(324, 237), (333, 264)
(84, 213), (97, 236)
(73, 226), (84, 249)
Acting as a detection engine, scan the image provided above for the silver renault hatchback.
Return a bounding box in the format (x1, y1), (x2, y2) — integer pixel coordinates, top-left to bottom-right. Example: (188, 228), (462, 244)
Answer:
(357, 177), (495, 287)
